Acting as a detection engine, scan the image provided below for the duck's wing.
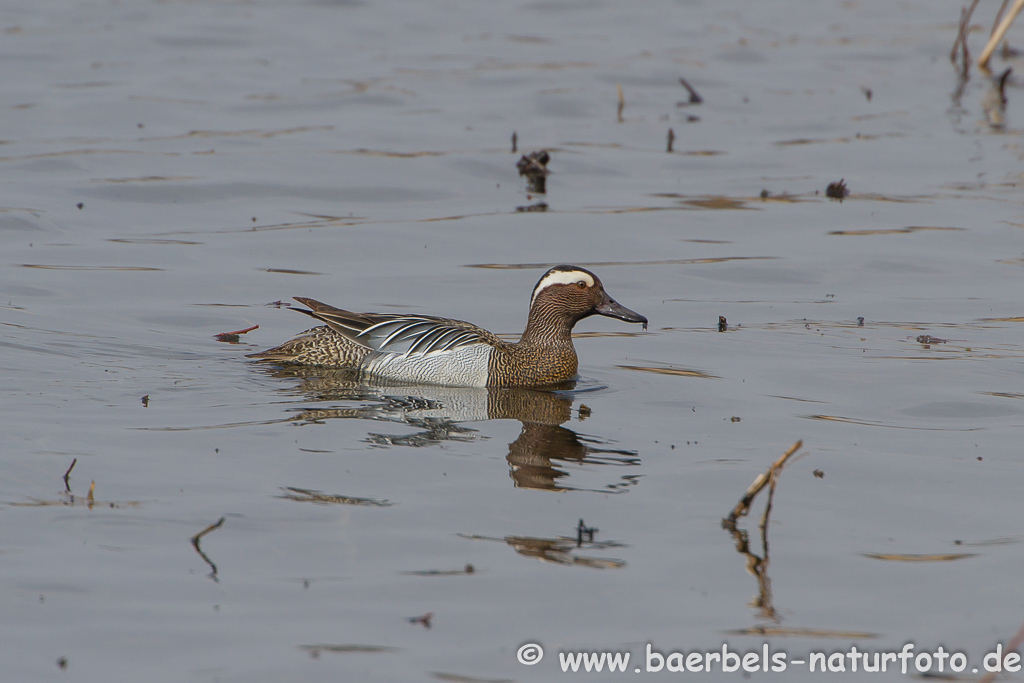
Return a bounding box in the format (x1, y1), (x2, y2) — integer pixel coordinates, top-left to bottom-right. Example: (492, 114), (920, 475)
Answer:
(293, 297), (499, 356)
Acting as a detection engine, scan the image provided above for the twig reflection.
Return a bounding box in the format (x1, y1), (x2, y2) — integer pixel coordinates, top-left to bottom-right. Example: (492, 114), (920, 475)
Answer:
(722, 440), (803, 622)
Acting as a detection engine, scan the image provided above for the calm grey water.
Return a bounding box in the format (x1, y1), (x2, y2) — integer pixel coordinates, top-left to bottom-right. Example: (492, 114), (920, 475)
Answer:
(2, 0), (1024, 681)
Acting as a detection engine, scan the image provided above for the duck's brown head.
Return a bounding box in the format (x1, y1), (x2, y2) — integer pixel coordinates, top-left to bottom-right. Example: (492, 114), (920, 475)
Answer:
(528, 265), (647, 329)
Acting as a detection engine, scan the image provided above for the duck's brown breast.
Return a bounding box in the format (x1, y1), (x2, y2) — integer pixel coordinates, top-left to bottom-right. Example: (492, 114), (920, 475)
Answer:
(487, 342), (578, 387)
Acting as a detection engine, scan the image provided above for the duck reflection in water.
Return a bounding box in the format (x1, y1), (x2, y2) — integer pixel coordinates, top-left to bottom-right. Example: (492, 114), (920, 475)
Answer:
(460, 528), (627, 569)
(257, 365), (640, 493)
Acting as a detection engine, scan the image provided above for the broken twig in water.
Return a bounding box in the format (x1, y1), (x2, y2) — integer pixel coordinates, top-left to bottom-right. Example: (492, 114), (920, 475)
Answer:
(214, 324), (258, 343)
(516, 150), (550, 194)
(721, 442), (803, 622)
(725, 440), (803, 524)
(192, 516), (225, 545)
(408, 612), (433, 629)
(951, 0), (981, 72)
(63, 458), (77, 492)
(678, 77), (703, 104)
(577, 518), (598, 546)
(191, 516), (226, 581)
(980, 0), (1024, 69)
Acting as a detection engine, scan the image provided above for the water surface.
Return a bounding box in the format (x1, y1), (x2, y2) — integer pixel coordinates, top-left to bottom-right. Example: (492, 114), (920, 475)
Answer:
(2, 0), (1023, 681)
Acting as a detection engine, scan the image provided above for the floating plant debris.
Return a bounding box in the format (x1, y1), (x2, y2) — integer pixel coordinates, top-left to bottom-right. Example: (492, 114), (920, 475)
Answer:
(916, 335), (948, 345)
(214, 324), (258, 343)
(516, 150), (549, 194)
(826, 178), (848, 200)
(677, 76), (703, 104)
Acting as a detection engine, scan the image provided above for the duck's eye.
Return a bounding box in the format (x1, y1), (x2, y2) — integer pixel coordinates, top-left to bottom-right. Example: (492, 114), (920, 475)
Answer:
(576, 280), (587, 289)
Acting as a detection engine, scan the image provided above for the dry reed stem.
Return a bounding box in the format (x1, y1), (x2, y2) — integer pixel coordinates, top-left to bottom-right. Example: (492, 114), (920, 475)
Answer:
(992, 0), (1013, 34)
(63, 458), (77, 492)
(191, 517), (226, 580)
(726, 440), (803, 523)
(191, 516), (226, 546)
(980, 0), (1024, 68)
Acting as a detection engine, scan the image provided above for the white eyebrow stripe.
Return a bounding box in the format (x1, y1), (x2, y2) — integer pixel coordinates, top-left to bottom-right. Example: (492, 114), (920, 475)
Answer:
(531, 270), (594, 306)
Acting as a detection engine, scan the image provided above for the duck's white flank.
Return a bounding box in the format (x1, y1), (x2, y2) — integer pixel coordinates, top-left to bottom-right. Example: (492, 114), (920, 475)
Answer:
(362, 343), (492, 387)
(530, 269), (595, 306)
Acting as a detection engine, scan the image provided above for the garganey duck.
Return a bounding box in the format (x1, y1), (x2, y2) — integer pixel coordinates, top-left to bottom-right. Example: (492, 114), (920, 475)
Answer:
(248, 265), (647, 387)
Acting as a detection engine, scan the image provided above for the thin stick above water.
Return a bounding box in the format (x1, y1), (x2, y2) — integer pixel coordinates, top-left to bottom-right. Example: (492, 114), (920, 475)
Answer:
(192, 516), (225, 546)
(678, 77), (703, 104)
(980, 0), (1024, 69)
(63, 458), (77, 492)
(951, 0), (982, 67)
(726, 440), (803, 524)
